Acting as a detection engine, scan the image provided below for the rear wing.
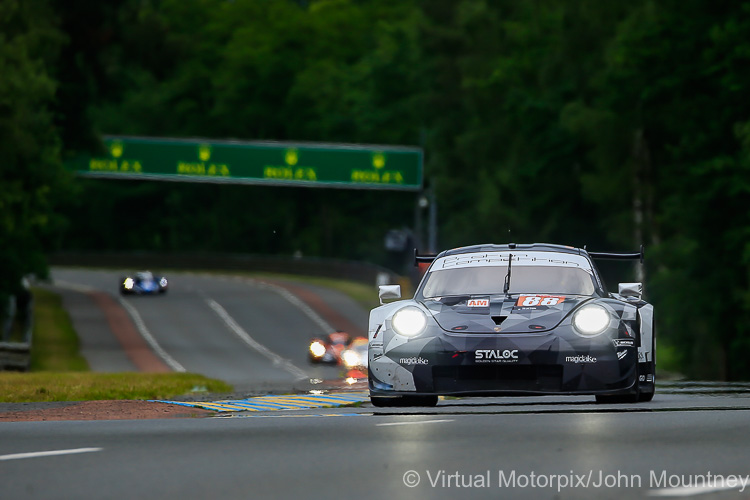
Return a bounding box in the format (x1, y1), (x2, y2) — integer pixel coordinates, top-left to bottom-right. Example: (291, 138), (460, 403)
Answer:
(415, 245), (645, 267)
(414, 249), (437, 266)
(586, 245), (644, 264)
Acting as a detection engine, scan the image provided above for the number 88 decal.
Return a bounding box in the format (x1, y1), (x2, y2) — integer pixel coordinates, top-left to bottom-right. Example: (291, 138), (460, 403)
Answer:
(517, 295), (565, 307)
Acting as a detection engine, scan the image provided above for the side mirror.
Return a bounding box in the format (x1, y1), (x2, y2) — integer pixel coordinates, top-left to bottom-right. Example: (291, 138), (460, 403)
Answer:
(618, 282), (642, 300)
(378, 285), (401, 305)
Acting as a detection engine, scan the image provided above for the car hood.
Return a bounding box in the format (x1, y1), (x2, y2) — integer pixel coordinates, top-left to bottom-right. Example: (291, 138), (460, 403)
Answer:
(421, 294), (594, 334)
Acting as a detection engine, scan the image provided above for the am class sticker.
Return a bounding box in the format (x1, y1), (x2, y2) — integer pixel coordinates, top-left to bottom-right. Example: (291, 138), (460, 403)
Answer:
(467, 298), (489, 307)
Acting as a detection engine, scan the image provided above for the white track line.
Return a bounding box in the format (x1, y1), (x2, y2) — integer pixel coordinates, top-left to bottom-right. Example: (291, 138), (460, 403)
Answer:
(191, 274), (334, 334)
(648, 482), (748, 497)
(117, 298), (186, 372)
(0, 448), (102, 461)
(54, 279), (185, 372)
(376, 419), (455, 427)
(250, 281), (334, 334)
(206, 299), (308, 380)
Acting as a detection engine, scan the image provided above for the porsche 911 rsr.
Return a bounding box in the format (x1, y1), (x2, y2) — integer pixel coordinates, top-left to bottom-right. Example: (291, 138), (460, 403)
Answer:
(368, 243), (654, 407)
(120, 271), (168, 295)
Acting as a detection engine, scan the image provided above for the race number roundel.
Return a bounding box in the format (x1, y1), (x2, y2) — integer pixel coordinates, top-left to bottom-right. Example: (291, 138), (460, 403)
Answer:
(517, 295), (565, 307)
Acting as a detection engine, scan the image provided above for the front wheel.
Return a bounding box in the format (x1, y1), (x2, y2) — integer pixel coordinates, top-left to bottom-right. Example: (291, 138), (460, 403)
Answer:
(596, 363), (644, 404)
(595, 392), (639, 404)
(637, 324), (656, 402)
(370, 395), (438, 407)
(637, 363), (656, 402)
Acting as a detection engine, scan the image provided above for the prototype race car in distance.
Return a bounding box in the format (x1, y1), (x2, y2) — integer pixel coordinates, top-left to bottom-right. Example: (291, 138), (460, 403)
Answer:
(368, 243), (654, 407)
(120, 271), (168, 295)
(309, 331), (353, 364)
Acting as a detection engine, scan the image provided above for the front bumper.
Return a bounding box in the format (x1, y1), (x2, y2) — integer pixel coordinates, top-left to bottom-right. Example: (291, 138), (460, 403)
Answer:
(368, 331), (637, 397)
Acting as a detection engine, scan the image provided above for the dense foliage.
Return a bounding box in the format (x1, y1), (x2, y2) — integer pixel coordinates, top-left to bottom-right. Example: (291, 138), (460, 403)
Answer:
(4, 0), (750, 379)
(0, 1), (71, 301)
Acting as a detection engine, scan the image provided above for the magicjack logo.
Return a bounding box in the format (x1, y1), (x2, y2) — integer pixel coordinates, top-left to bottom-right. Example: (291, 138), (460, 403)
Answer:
(566, 355), (597, 364)
(400, 357), (429, 366)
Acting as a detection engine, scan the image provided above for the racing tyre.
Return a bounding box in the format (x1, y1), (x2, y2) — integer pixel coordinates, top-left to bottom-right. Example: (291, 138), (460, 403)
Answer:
(595, 373), (640, 404)
(638, 386), (655, 402)
(595, 391), (639, 404)
(637, 327), (656, 402)
(370, 395), (438, 407)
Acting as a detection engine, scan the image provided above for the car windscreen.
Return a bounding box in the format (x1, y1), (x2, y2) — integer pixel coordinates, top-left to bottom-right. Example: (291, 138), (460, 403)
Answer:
(420, 265), (596, 298)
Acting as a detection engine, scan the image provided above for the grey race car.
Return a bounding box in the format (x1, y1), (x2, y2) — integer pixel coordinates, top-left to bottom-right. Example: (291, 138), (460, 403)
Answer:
(368, 243), (654, 407)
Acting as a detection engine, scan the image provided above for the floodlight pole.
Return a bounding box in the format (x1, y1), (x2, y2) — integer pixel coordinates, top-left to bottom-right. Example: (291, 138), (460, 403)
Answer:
(427, 186), (438, 253)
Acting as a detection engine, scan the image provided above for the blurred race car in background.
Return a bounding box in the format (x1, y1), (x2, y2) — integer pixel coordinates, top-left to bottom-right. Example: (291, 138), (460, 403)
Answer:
(120, 271), (168, 295)
(309, 331), (368, 365)
(341, 337), (369, 369)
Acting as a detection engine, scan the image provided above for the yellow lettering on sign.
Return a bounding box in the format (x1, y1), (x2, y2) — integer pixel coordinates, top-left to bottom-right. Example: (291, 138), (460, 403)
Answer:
(351, 170), (380, 183)
(177, 162), (230, 176)
(264, 166), (316, 181)
(264, 166), (293, 179)
(352, 169), (405, 184)
(177, 162), (206, 175)
(382, 171), (404, 183)
(90, 158), (143, 173)
(294, 167), (317, 181)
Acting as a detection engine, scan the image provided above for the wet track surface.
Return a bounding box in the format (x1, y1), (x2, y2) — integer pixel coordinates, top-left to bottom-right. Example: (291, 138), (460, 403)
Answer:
(49, 268), (366, 391)
(3, 388), (750, 499)
(3, 269), (750, 499)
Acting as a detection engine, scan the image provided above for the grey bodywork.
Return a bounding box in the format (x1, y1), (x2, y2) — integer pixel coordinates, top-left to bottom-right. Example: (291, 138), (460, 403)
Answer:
(368, 244), (654, 397)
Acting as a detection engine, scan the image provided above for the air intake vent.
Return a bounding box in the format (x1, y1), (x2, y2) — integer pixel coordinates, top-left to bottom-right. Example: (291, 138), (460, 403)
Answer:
(491, 316), (507, 326)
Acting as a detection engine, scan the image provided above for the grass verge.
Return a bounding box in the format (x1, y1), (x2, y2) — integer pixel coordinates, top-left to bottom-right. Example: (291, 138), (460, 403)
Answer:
(0, 372), (232, 402)
(30, 287), (89, 372)
(5, 287), (232, 403)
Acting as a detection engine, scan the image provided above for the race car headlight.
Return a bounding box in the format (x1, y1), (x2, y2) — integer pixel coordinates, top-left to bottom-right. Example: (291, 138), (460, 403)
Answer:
(342, 350), (362, 368)
(572, 304), (610, 336)
(309, 341), (326, 358)
(391, 306), (427, 337)
(123, 278), (134, 290)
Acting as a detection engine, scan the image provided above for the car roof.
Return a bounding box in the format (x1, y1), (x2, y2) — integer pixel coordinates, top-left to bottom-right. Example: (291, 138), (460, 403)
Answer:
(439, 243), (584, 258)
(421, 243), (606, 295)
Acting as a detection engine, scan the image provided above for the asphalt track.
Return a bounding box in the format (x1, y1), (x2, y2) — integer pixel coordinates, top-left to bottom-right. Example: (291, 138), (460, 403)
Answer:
(2, 389), (750, 499)
(3, 269), (750, 499)
(49, 267), (368, 391)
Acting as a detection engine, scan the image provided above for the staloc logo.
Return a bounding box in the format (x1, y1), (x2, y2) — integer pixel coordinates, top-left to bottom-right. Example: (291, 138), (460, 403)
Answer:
(566, 355), (597, 364)
(399, 356), (429, 365)
(475, 349), (519, 363)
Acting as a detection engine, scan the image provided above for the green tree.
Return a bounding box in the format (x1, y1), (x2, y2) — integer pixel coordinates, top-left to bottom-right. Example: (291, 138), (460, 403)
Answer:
(0, 0), (71, 303)
(560, 0), (750, 378)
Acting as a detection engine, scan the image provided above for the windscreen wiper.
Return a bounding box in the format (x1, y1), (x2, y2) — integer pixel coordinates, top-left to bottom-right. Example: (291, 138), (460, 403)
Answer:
(503, 253), (513, 295)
